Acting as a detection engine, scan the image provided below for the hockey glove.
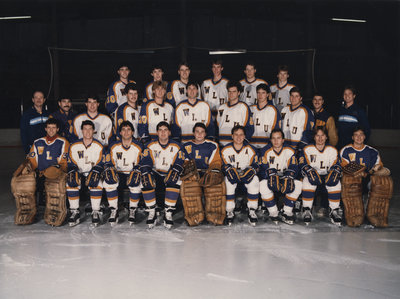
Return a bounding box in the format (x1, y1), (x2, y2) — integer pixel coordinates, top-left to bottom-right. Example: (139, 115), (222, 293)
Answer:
(67, 167), (80, 188)
(325, 164), (342, 186)
(301, 165), (322, 185)
(164, 164), (184, 186)
(86, 165), (103, 188)
(127, 165), (141, 187)
(240, 167), (257, 184)
(141, 167), (155, 189)
(103, 166), (119, 185)
(222, 164), (241, 185)
(266, 168), (280, 192)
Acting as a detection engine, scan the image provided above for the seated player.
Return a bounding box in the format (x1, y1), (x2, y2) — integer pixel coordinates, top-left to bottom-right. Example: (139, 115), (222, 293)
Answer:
(340, 127), (392, 227)
(103, 121), (143, 226)
(139, 121), (186, 229)
(299, 127), (343, 225)
(72, 95), (113, 146)
(217, 81), (254, 146)
(221, 125), (259, 226)
(138, 81), (174, 143)
(66, 120), (104, 227)
(259, 128), (302, 225)
(114, 83), (141, 140)
(12, 118), (69, 226)
(250, 84), (281, 150)
(172, 81), (215, 142)
(180, 122), (225, 226)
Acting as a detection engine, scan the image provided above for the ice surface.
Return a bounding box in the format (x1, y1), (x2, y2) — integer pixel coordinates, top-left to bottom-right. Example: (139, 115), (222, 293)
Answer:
(1, 147), (400, 299)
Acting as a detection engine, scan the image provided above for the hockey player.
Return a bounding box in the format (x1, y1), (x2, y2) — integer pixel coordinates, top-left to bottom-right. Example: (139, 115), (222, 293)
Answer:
(281, 87), (314, 149)
(239, 62), (269, 106)
(139, 121), (186, 229)
(270, 65), (296, 112)
(312, 93), (338, 147)
(49, 97), (76, 142)
(337, 85), (370, 149)
(201, 60), (229, 117)
(172, 81), (215, 142)
(217, 81), (254, 146)
(114, 83), (141, 140)
(72, 96), (113, 146)
(259, 128), (302, 225)
(221, 125), (260, 226)
(66, 120), (104, 226)
(20, 90), (50, 154)
(106, 64), (136, 116)
(250, 84), (281, 149)
(180, 122), (225, 225)
(103, 121), (143, 225)
(299, 127), (343, 225)
(170, 62), (194, 106)
(144, 65), (165, 101)
(138, 81), (174, 142)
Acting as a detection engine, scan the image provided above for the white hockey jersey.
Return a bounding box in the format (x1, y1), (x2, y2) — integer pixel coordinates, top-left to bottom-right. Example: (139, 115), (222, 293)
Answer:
(171, 80), (188, 106)
(250, 103), (281, 148)
(72, 113), (113, 146)
(259, 144), (297, 176)
(301, 144), (340, 175)
(221, 142), (258, 171)
(201, 78), (229, 113)
(281, 104), (314, 147)
(107, 140), (142, 174)
(68, 139), (103, 174)
(239, 78), (268, 106)
(270, 83), (296, 112)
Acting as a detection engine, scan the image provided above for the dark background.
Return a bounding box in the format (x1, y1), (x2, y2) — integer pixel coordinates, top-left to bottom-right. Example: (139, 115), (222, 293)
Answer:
(0, 0), (398, 129)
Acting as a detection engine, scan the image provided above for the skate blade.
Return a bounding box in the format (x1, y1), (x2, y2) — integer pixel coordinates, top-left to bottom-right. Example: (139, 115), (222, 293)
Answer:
(248, 219), (257, 227)
(272, 220), (279, 225)
(129, 221), (136, 226)
(109, 222), (117, 227)
(304, 222), (310, 226)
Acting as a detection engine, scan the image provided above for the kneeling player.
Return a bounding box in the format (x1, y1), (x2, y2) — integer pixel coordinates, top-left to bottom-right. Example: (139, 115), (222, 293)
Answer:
(221, 125), (260, 226)
(181, 122), (225, 226)
(12, 118), (69, 226)
(299, 127), (343, 225)
(259, 128), (302, 225)
(103, 121), (143, 225)
(140, 121), (186, 229)
(340, 127), (392, 227)
(66, 120), (104, 226)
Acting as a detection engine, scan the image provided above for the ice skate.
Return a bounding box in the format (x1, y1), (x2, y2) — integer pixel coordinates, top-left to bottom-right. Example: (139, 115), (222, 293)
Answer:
(91, 210), (101, 227)
(280, 211), (294, 225)
(128, 207), (137, 225)
(146, 207), (157, 229)
(226, 211), (234, 226)
(293, 199), (302, 214)
(329, 208), (343, 226)
(163, 207), (174, 229)
(108, 207), (119, 227)
(248, 208), (258, 227)
(302, 207), (312, 225)
(68, 209), (80, 227)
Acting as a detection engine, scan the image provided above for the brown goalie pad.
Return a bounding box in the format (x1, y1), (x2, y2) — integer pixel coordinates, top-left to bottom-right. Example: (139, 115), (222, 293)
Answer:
(11, 161), (37, 225)
(44, 172), (67, 226)
(341, 174), (364, 227)
(204, 181), (226, 225)
(367, 174), (393, 228)
(180, 179), (204, 226)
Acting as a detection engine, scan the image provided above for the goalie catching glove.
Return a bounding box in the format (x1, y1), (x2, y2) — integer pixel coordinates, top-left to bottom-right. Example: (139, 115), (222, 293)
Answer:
(342, 162), (366, 178)
(181, 159), (199, 181)
(301, 165), (322, 185)
(201, 168), (224, 187)
(86, 165), (103, 187)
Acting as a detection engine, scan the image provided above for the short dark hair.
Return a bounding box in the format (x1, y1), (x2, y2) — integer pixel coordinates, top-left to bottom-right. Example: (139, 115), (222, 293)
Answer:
(178, 61), (190, 69)
(81, 120), (95, 130)
(156, 121), (170, 131)
(192, 122), (207, 133)
(231, 125), (245, 135)
(186, 81), (198, 89)
(353, 126), (365, 135)
(289, 86), (302, 97)
(227, 81), (242, 93)
(212, 59), (223, 67)
(151, 64), (163, 72)
(277, 65), (289, 73)
(244, 61), (256, 69)
(45, 118), (59, 128)
(270, 128), (284, 139)
(32, 90), (45, 98)
(118, 64), (130, 70)
(58, 97), (71, 102)
(124, 83), (138, 94)
(313, 126), (328, 138)
(313, 92), (324, 100)
(344, 85), (356, 95)
(256, 83), (270, 94)
(85, 95), (99, 102)
(119, 121), (134, 132)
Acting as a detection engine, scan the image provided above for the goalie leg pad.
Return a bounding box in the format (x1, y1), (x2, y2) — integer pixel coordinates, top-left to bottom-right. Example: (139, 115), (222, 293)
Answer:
(11, 172), (37, 225)
(180, 180), (204, 226)
(44, 173), (67, 227)
(204, 182), (226, 225)
(367, 175), (393, 227)
(341, 174), (364, 227)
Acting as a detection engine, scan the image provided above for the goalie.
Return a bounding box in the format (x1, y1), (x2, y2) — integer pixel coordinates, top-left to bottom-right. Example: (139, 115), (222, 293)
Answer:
(180, 122), (225, 226)
(340, 127), (392, 227)
(12, 118), (69, 226)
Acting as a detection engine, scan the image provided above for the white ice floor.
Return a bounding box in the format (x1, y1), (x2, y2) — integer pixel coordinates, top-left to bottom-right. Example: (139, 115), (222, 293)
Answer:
(1, 147), (400, 299)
